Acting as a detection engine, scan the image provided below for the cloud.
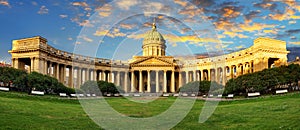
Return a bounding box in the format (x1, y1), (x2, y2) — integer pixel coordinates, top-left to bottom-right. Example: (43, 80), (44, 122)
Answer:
(268, 7), (300, 21)
(31, 1), (38, 6)
(223, 31), (248, 38)
(127, 33), (145, 40)
(164, 34), (221, 46)
(214, 20), (236, 31)
(72, 2), (88, 7)
(239, 23), (275, 32)
(94, 28), (126, 38)
(143, 2), (164, 12)
(119, 23), (136, 30)
(289, 20), (297, 24)
(79, 20), (94, 27)
(289, 41), (300, 45)
(286, 29), (300, 34)
(81, 36), (93, 42)
(38, 5), (49, 14)
(235, 45), (245, 49)
(127, 32), (221, 46)
(283, 0), (300, 12)
(244, 10), (261, 23)
(60, 27), (66, 30)
(0, 0), (10, 7)
(174, 0), (188, 7)
(96, 4), (112, 17)
(116, 0), (138, 10)
(59, 14), (68, 18)
(253, 1), (277, 11)
(263, 29), (277, 34)
(178, 5), (203, 18)
(222, 6), (241, 18)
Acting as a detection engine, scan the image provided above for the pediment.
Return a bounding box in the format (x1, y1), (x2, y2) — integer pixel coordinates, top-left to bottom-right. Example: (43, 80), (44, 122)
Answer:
(131, 57), (174, 66)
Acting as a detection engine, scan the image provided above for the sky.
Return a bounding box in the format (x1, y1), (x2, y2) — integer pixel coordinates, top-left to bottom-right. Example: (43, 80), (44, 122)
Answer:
(1, 0), (300, 63)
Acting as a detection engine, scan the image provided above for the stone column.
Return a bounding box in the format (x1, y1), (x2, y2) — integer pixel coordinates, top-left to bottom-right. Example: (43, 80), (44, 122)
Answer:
(69, 66), (73, 88)
(158, 48), (161, 56)
(116, 71), (120, 86)
(12, 58), (15, 69)
(93, 70), (97, 81)
(44, 59), (47, 75)
(196, 70), (200, 81)
(156, 70), (159, 93)
(147, 70), (151, 93)
(13, 58), (18, 69)
(231, 66), (234, 78)
(62, 64), (66, 84)
(178, 72), (182, 88)
(216, 68), (219, 83)
(109, 71), (113, 82)
(131, 71), (135, 92)
(171, 71), (175, 93)
(193, 70), (197, 81)
(56, 64), (60, 80)
(30, 57), (34, 72)
(139, 70), (143, 92)
(49, 62), (52, 76)
(102, 71), (106, 81)
(185, 71), (189, 84)
(250, 61), (253, 73)
(223, 67), (226, 85)
(236, 65), (240, 76)
(200, 70), (204, 81)
(86, 69), (90, 82)
(77, 67), (82, 88)
(163, 70), (167, 93)
(34, 57), (40, 73)
(124, 71), (128, 93)
(208, 69), (211, 81)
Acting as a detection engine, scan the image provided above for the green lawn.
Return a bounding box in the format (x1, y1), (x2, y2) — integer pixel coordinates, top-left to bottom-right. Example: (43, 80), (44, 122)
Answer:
(0, 91), (299, 129)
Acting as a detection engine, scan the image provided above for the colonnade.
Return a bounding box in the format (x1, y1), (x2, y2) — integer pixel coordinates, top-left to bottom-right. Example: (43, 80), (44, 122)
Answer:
(12, 56), (256, 92)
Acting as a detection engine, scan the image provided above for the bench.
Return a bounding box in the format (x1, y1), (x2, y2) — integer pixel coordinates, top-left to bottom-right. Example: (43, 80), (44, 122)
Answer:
(78, 94), (84, 97)
(86, 94), (91, 97)
(208, 94), (214, 98)
(163, 94), (169, 97)
(123, 94), (130, 97)
(91, 94), (96, 97)
(59, 93), (67, 97)
(0, 87), (9, 91)
(70, 94), (77, 97)
(276, 89), (288, 94)
(31, 91), (44, 95)
(114, 94), (120, 97)
(182, 93), (188, 97)
(217, 94), (222, 98)
(173, 93), (179, 97)
(133, 94), (140, 97)
(106, 94), (111, 97)
(227, 94), (234, 98)
(248, 92), (260, 97)
(190, 94), (196, 97)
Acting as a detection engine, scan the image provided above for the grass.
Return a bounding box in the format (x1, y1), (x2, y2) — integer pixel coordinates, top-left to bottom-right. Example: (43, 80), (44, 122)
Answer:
(0, 91), (299, 129)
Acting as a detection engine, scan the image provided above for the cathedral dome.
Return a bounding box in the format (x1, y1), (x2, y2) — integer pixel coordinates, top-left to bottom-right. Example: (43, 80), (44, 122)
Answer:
(142, 22), (166, 56)
(143, 23), (166, 46)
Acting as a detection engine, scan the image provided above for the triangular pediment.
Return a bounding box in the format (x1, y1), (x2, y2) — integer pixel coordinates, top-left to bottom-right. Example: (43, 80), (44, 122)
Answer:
(131, 57), (174, 66)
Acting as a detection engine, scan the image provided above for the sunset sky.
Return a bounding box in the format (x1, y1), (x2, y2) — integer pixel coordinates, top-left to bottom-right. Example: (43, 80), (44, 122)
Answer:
(1, 0), (300, 62)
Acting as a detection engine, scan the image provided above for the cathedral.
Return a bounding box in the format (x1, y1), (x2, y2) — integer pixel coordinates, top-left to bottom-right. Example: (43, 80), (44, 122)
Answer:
(9, 22), (289, 93)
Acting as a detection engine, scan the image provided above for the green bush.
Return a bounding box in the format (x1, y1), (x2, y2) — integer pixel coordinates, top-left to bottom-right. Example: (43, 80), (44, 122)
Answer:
(225, 64), (300, 95)
(179, 81), (224, 95)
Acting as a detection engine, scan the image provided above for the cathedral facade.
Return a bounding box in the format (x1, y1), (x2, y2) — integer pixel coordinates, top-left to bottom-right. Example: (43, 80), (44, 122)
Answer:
(9, 23), (289, 93)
